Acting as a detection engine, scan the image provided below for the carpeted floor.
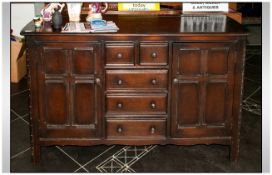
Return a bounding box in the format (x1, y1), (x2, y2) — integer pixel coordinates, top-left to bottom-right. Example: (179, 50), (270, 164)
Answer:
(10, 27), (262, 172)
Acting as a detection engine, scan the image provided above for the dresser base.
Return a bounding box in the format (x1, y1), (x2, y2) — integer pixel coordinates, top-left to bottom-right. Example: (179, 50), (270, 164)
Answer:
(32, 137), (239, 164)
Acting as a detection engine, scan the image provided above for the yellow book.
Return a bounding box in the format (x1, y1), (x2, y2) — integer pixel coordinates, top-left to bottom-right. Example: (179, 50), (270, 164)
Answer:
(118, 3), (160, 11)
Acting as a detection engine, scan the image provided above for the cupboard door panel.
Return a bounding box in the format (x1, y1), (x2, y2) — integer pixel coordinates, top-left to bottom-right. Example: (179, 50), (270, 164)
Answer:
(205, 83), (227, 124)
(72, 47), (95, 75)
(45, 81), (68, 125)
(207, 48), (229, 75)
(178, 49), (201, 75)
(177, 82), (200, 126)
(173, 43), (233, 76)
(44, 48), (67, 75)
(73, 81), (95, 125)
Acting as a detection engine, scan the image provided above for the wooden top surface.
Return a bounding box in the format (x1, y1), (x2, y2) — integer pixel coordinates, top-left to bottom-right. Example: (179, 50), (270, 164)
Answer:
(21, 14), (247, 36)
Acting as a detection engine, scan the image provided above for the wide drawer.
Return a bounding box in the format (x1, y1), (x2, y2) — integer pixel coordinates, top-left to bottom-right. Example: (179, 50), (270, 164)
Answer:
(105, 42), (134, 66)
(106, 94), (167, 115)
(106, 70), (168, 90)
(140, 43), (168, 65)
(106, 119), (166, 138)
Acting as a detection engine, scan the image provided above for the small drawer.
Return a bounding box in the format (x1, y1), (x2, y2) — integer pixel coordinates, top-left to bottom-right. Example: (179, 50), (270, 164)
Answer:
(105, 43), (134, 66)
(106, 94), (167, 115)
(106, 70), (168, 90)
(106, 119), (166, 138)
(140, 43), (168, 65)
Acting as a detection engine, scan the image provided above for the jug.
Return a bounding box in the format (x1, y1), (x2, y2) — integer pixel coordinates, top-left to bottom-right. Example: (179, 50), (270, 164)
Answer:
(41, 3), (65, 22)
(86, 2), (108, 21)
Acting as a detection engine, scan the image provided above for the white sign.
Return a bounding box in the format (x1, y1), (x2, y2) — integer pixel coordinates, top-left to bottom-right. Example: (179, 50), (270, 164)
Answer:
(183, 3), (229, 12)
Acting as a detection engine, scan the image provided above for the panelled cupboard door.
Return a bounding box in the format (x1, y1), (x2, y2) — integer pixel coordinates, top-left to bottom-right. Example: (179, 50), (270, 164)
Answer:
(38, 43), (103, 138)
(171, 43), (236, 138)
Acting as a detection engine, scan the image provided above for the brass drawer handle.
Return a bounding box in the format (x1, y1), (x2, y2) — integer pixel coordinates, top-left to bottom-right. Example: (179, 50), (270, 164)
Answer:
(117, 53), (123, 59)
(150, 127), (156, 134)
(150, 102), (156, 109)
(151, 52), (157, 58)
(117, 102), (123, 109)
(117, 126), (123, 133)
(151, 79), (157, 85)
(117, 79), (123, 85)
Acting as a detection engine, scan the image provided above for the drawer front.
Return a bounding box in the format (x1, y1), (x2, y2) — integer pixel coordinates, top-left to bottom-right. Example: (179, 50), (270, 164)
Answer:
(106, 70), (168, 90)
(140, 43), (168, 65)
(106, 119), (166, 138)
(105, 43), (134, 65)
(106, 94), (167, 115)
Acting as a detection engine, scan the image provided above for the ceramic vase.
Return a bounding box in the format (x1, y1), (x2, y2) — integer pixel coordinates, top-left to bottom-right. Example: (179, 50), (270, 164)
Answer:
(52, 9), (62, 29)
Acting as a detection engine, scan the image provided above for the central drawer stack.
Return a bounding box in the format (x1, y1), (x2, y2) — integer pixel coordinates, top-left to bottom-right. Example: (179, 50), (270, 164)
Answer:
(105, 42), (169, 139)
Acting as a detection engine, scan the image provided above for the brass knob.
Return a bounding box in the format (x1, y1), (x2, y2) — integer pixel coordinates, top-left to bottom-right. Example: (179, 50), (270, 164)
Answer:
(150, 127), (156, 134)
(117, 127), (123, 133)
(117, 79), (123, 85)
(117, 102), (123, 109)
(173, 78), (179, 84)
(95, 78), (101, 85)
(150, 102), (156, 109)
(151, 79), (157, 85)
(117, 53), (123, 59)
(151, 52), (157, 58)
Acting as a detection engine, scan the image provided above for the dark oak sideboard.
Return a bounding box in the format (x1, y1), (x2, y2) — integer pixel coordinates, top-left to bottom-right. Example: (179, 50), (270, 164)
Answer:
(21, 15), (247, 163)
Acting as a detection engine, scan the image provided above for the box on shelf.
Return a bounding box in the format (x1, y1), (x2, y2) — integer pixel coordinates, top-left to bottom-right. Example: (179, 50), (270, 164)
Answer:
(11, 36), (26, 83)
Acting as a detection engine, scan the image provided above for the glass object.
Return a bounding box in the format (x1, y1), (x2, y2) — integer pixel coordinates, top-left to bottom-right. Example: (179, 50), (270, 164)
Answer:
(67, 3), (82, 22)
(180, 15), (227, 32)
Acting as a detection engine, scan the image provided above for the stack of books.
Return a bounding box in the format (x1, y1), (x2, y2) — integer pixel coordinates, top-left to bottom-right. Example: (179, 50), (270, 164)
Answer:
(62, 20), (119, 33)
(62, 22), (91, 33)
(90, 20), (119, 33)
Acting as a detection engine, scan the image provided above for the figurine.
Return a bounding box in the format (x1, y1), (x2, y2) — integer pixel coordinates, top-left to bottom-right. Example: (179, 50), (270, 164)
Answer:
(41, 3), (65, 22)
(86, 2), (108, 21)
(33, 15), (43, 28)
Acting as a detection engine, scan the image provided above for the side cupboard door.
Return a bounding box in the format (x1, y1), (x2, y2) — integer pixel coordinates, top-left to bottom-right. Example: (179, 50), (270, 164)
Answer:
(171, 42), (236, 138)
(37, 42), (103, 138)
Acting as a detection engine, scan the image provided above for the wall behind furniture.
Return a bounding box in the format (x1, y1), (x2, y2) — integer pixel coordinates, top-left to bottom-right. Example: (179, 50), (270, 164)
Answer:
(11, 3), (35, 37)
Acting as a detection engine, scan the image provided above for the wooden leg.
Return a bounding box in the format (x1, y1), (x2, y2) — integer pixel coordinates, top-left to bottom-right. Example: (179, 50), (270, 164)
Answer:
(230, 142), (239, 162)
(230, 119), (241, 162)
(32, 144), (40, 164)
